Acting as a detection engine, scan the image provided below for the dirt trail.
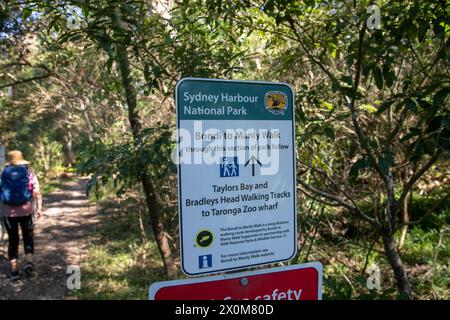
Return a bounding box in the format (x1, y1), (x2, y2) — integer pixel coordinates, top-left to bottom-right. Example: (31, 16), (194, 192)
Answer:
(0, 178), (98, 299)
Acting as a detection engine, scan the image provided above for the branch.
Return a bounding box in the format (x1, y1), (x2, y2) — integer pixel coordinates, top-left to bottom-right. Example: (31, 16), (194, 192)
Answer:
(297, 185), (342, 207)
(387, 107), (408, 144)
(406, 36), (432, 81)
(304, 207), (323, 261)
(298, 179), (379, 226)
(397, 150), (443, 210)
(0, 62), (28, 69)
(416, 36), (450, 87)
(345, 10), (388, 183)
(404, 190), (450, 227)
(285, 16), (338, 84)
(298, 179), (355, 210)
(0, 74), (50, 89)
(297, 159), (363, 212)
(286, 6), (385, 183)
(361, 236), (379, 276)
(229, 16), (298, 42)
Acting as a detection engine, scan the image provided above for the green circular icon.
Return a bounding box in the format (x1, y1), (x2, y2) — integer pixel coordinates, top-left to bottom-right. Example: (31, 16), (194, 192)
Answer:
(196, 230), (213, 248)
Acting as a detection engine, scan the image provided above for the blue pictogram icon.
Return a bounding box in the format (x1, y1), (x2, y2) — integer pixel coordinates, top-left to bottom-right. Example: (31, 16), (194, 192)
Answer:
(220, 157), (239, 177)
(198, 254), (212, 269)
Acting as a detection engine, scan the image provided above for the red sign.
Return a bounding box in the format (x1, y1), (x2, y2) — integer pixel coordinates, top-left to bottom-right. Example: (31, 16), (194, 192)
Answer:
(149, 262), (322, 300)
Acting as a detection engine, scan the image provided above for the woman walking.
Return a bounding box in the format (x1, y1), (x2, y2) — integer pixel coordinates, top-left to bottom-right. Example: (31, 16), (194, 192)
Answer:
(0, 150), (42, 281)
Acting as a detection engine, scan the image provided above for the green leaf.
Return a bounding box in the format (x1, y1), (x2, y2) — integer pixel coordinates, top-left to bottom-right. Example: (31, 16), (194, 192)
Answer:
(382, 64), (395, 88)
(433, 87), (450, 108)
(376, 99), (394, 114)
(320, 101), (333, 110)
(426, 116), (442, 133)
(48, 15), (61, 32)
(405, 98), (418, 112)
(331, 81), (340, 93)
(401, 128), (421, 142)
(106, 57), (114, 74)
(341, 86), (353, 98)
(413, 140), (424, 155)
(349, 157), (370, 181)
(324, 126), (335, 140)
(373, 65), (383, 90)
(417, 20), (428, 43)
(423, 140), (436, 156)
(23, 8), (32, 20)
(442, 115), (450, 130)
(363, 64), (372, 78)
(361, 104), (377, 113)
(82, 0), (90, 19)
(340, 75), (353, 87)
(433, 21), (445, 37)
(417, 99), (432, 110)
(437, 136), (450, 151)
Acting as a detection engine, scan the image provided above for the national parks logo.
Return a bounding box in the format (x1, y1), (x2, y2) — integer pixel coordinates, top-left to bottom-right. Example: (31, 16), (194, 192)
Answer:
(264, 91), (288, 115)
(196, 230), (213, 248)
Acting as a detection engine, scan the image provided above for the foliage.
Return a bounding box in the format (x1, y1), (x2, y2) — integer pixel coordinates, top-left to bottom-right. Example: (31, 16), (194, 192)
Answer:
(77, 126), (176, 197)
(73, 197), (165, 299)
(1, 0), (448, 299)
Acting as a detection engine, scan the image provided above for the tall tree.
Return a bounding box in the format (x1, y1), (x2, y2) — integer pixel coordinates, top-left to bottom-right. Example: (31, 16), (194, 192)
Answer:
(209, 0), (449, 298)
(13, 0), (247, 278)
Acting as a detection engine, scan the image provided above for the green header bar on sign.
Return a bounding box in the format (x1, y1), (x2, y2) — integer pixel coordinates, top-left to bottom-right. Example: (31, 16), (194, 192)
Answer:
(176, 78), (294, 121)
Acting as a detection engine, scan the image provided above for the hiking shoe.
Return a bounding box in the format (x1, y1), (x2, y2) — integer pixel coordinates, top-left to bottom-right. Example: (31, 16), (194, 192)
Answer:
(9, 270), (20, 281)
(22, 262), (36, 277)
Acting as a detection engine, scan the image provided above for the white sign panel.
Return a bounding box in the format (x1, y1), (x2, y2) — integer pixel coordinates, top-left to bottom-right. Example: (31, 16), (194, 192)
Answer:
(176, 78), (297, 276)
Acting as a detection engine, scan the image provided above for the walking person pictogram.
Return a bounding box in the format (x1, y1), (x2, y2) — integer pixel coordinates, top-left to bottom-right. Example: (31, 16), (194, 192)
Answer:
(220, 157), (239, 177)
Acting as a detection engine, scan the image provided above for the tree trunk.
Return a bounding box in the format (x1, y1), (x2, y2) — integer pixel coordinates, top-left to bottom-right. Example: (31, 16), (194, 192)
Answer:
(79, 98), (94, 143)
(110, 8), (177, 279)
(381, 229), (412, 299)
(39, 141), (49, 174)
(140, 175), (177, 278)
(398, 192), (409, 249)
(383, 174), (412, 299)
(64, 130), (76, 167)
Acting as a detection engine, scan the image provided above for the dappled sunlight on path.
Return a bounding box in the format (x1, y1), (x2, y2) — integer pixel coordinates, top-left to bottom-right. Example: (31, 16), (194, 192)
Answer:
(0, 178), (99, 299)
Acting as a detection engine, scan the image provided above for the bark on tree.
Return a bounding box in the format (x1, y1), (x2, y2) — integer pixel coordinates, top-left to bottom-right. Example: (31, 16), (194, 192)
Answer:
(382, 227), (412, 299)
(79, 98), (95, 143)
(39, 141), (49, 174)
(381, 175), (412, 299)
(63, 130), (76, 167)
(398, 192), (409, 249)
